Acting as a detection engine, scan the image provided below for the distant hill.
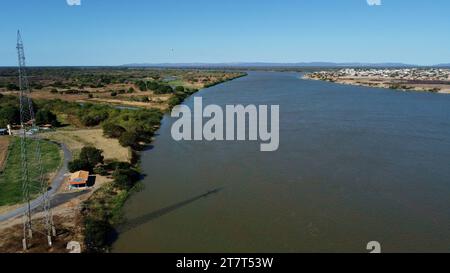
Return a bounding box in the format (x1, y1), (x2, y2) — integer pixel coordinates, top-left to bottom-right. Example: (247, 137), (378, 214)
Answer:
(435, 63), (450, 68)
(121, 62), (417, 68)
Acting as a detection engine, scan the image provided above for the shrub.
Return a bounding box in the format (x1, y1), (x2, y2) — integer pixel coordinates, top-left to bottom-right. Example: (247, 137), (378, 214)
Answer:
(154, 85), (173, 94)
(175, 86), (185, 92)
(84, 214), (112, 253)
(79, 147), (104, 168)
(35, 109), (59, 126)
(167, 96), (183, 109)
(113, 168), (140, 190)
(6, 83), (19, 91)
(105, 161), (133, 171)
(119, 131), (139, 148)
(140, 96), (150, 102)
(102, 123), (126, 138)
(68, 159), (90, 173)
(93, 165), (109, 176)
(0, 105), (20, 127)
(147, 81), (159, 90)
(69, 147), (104, 172)
(33, 84), (44, 90)
(136, 80), (147, 91)
(79, 108), (109, 126)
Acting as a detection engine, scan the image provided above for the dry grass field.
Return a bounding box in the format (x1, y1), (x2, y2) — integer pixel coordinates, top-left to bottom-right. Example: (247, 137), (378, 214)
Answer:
(40, 129), (130, 162)
(0, 68), (246, 111)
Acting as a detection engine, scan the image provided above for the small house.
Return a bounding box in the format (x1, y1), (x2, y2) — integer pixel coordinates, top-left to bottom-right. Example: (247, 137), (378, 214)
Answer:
(69, 171), (90, 189)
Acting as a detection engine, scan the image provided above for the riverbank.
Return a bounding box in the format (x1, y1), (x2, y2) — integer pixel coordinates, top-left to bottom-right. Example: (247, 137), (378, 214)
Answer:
(0, 71), (246, 253)
(112, 71), (450, 253)
(80, 72), (247, 253)
(304, 70), (450, 94)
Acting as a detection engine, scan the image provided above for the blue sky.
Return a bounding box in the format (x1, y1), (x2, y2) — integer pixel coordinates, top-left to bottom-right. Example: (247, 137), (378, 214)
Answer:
(0, 0), (449, 66)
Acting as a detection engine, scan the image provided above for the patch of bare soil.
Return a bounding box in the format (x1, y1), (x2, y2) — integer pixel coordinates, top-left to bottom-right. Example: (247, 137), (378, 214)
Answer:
(0, 213), (84, 253)
(0, 173), (112, 253)
(0, 136), (10, 171)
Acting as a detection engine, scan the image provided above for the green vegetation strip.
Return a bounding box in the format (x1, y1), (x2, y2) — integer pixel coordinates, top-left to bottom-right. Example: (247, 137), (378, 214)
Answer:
(0, 138), (61, 206)
(80, 73), (247, 252)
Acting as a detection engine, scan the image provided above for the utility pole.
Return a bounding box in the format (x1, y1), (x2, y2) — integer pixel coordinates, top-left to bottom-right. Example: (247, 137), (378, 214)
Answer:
(17, 30), (56, 250)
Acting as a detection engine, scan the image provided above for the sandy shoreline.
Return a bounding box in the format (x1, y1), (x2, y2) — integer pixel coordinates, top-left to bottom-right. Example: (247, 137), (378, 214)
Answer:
(303, 74), (450, 94)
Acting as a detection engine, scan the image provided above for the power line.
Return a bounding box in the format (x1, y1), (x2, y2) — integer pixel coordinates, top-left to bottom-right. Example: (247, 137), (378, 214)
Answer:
(17, 30), (56, 250)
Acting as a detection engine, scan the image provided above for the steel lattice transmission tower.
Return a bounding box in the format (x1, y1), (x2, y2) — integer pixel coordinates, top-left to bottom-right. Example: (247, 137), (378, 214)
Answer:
(17, 30), (56, 250)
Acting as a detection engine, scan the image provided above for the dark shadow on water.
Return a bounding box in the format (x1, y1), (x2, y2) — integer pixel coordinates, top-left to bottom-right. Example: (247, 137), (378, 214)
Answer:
(118, 187), (222, 233)
(142, 144), (155, 152)
(138, 173), (147, 180)
(108, 187), (223, 244)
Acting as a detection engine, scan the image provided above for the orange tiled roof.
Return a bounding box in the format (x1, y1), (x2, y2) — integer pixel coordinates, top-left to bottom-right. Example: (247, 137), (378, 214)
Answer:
(70, 171), (89, 185)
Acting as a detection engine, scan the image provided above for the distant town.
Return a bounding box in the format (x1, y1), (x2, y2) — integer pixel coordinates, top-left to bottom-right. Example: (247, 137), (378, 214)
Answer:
(305, 68), (450, 93)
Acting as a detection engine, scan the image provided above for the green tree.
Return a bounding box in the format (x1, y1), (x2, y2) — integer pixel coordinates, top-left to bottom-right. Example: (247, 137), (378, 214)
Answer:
(175, 86), (185, 92)
(154, 85), (173, 94)
(68, 159), (90, 173)
(84, 214), (112, 252)
(80, 110), (109, 126)
(113, 168), (140, 190)
(35, 109), (59, 126)
(6, 83), (19, 91)
(68, 146), (103, 173)
(0, 105), (20, 127)
(136, 80), (147, 91)
(119, 131), (139, 148)
(102, 123), (126, 138)
(79, 147), (104, 170)
(147, 81), (159, 90)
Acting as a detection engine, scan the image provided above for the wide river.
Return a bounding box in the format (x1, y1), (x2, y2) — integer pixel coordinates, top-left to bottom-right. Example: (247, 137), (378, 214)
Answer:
(113, 71), (450, 253)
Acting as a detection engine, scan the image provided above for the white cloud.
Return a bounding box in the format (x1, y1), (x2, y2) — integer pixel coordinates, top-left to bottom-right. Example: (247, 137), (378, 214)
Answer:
(67, 0), (81, 6)
(367, 0), (382, 6)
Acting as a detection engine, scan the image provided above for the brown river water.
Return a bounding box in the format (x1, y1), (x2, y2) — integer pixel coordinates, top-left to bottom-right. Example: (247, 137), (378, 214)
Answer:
(112, 71), (450, 253)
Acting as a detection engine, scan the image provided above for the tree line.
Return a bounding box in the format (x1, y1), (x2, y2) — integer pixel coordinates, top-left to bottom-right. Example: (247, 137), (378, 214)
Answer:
(0, 94), (59, 128)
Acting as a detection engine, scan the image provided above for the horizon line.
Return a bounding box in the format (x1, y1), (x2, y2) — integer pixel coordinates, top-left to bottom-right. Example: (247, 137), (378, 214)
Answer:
(1, 61), (450, 68)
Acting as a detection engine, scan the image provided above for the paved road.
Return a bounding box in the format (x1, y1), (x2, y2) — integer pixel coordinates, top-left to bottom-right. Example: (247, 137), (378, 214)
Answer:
(0, 142), (72, 222)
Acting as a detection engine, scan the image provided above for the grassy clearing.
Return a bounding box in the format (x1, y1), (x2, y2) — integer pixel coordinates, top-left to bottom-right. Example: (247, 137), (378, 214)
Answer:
(0, 137), (62, 206)
(41, 129), (130, 162)
(167, 79), (202, 90)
